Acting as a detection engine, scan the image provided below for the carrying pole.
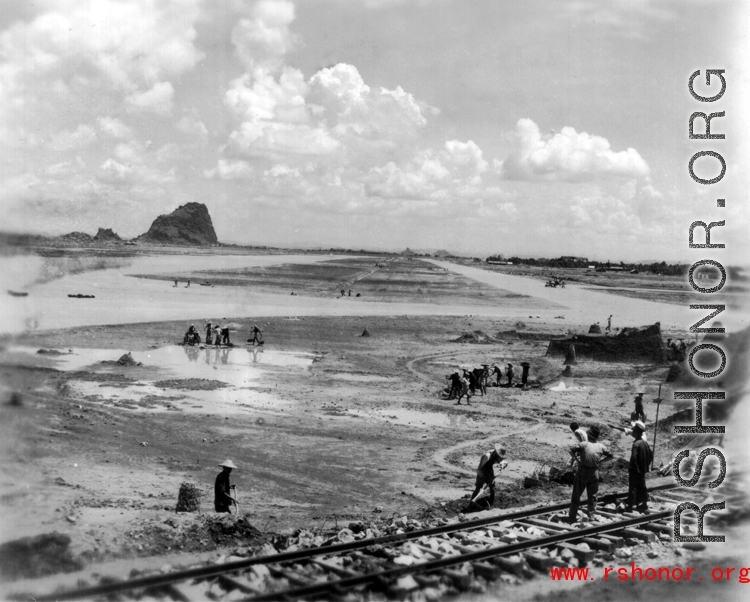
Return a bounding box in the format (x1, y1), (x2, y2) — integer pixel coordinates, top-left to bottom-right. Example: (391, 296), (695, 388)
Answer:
(651, 384), (662, 470)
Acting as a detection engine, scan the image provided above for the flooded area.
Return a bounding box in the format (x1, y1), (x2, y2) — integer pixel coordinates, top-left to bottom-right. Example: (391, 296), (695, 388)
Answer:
(3, 345), (316, 415)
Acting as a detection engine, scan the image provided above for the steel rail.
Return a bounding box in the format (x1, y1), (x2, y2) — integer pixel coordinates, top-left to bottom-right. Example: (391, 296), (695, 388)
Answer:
(26, 483), (678, 601)
(243, 510), (672, 602)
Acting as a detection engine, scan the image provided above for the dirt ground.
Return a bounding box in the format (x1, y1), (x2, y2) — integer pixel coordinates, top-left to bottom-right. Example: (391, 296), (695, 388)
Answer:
(0, 250), (736, 599)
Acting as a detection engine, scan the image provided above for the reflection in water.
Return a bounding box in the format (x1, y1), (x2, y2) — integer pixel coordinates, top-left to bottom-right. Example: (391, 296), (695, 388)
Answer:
(251, 348), (264, 364)
(186, 346), (235, 364)
(184, 345), (200, 362)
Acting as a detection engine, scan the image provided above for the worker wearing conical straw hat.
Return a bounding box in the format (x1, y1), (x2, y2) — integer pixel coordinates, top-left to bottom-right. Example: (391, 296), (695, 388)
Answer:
(215, 460), (238, 513)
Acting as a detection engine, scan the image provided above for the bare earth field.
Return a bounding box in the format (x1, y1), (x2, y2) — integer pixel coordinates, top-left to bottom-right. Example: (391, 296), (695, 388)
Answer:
(0, 249), (745, 600)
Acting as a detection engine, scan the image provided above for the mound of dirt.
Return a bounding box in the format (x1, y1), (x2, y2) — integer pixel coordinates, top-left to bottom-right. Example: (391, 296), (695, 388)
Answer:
(452, 330), (498, 344)
(206, 515), (263, 545)
(656, 408), (694, 432)
(0, 532), (83, 580)
(154, 378), (229, 390)
(546, 323), (667, 364)
(588, 323), (602, 334)
(137, 202), (218, 245)
(100, 352), (142, 366)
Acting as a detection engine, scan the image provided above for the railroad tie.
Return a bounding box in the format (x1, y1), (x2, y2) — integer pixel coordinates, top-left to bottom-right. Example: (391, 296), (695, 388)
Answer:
(620, 528), (656, 543)
(524, 552), (567, 571)
(217, 574), (264, 595)
(518, 519), (614, 553)
(267, 565), (314, 587)
(521, 517), (623, 548)
(311, 558), (358, 578)
(490, 556), (525, 575)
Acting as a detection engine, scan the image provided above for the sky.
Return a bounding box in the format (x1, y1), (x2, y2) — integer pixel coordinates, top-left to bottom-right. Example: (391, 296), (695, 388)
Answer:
(0, 0), (747, 262)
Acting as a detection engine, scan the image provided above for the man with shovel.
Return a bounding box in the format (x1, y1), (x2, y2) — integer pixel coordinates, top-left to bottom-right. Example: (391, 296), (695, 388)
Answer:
(465, 445), (507, 511)
(215, 459), (238, 513)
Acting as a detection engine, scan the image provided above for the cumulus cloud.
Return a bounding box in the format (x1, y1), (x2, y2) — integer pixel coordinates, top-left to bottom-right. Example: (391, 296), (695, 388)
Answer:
(365, 140), (497, 202)
(498, 118), (650, 182)
(231, 0), (299, 71)
(0, 0), (202, 122)
(97, 116), (134, 140)
(175, 111), (209, 139)
(126, 81), (175, 114)
(48, 124), (96, 151)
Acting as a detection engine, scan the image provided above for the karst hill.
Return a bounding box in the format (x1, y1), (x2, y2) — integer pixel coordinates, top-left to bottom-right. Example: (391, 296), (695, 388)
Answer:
(137, 202), (218, 245)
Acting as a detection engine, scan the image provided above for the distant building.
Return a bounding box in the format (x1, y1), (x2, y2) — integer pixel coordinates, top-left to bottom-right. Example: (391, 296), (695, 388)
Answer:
(559, 256), (589, 263)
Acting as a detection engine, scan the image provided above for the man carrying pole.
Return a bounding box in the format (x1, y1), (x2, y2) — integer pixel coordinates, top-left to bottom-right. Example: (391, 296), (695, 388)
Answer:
(625, 421), (653, 513)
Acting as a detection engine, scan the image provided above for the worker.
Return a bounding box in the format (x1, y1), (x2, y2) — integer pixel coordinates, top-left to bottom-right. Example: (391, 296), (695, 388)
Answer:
(606, 315), (613, 333)
(446, 370), (461, 400)
(463, 368), (477, 395)
(492, 364), (503, 386)
(248, 325), (263, 346)
(568, 425), (610, 522)
(471, 366), (487, 396)
(186, 279), (191, 288)
(625, 421), (653, 513)
(506, 363), (514, 387)
(569, 422), (588, 443)
(520, 362), (530, 387)
(456, 372), (472, 405)
(174, 279), (178, 287)
(220, 325), (231, 346)
(467, 445), (507, 510)
(631, 393), (646, 423)
(214, 459), (238, 513)
(205, 322), (213, 345)
(184, 324), (199, 345)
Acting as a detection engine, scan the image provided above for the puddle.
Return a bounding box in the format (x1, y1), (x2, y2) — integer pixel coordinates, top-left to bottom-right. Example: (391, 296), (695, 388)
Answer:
(70, 380), (294, 416)
(70, 381), (182, 404)
(6, 345), (314, 415)
(8, 345), (314, 388)
(548, 381), (587, 391)
(347, 407), (480, 428)
(327, 373), (398, 383)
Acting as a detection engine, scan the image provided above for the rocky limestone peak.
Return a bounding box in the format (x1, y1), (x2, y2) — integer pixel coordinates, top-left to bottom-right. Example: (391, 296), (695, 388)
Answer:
(93, 228), (122, 241)
(137, 202), (218, 245)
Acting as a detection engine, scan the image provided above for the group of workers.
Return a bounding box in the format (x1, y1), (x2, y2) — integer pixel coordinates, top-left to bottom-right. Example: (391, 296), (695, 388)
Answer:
(566, 403), (654, 522)
(183, 323), (263, 347)
(445, 362), (531, 404)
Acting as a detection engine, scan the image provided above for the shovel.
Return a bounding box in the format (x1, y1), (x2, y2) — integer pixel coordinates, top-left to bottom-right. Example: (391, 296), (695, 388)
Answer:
(228, 485), (240, 515)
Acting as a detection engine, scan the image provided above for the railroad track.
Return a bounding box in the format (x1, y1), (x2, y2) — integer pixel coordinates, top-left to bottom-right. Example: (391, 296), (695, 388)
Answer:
(20, 482), (703, 602)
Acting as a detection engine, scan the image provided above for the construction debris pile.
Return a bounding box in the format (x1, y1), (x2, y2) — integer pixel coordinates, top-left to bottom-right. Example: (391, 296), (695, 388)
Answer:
(546, 323), (667, 364)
